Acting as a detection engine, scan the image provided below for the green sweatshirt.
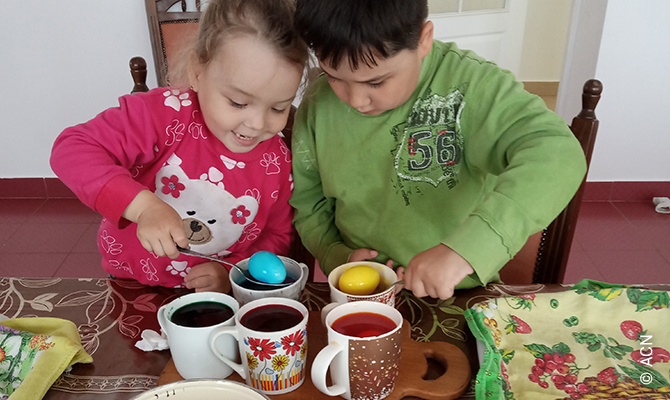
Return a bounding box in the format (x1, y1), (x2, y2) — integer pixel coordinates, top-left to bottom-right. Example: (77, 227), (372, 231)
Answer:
(290, 41), (586, 288)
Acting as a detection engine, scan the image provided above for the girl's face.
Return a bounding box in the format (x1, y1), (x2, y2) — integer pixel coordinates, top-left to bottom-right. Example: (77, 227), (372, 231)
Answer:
(193, 34), (303, 153)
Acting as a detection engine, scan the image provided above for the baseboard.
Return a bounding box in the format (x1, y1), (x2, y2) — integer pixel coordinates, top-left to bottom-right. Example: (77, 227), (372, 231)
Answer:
(582, 181), (670, 202)
(0, 178), (76, 199)
(0, 178), (668, 202)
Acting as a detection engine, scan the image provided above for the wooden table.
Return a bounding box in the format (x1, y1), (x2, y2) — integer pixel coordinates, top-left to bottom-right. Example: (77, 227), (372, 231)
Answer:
(2, 277), (665, 399)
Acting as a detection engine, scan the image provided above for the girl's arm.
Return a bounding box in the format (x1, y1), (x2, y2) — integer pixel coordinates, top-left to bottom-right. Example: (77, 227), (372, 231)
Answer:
(50, 92), (160, 226)
(122, 189), (190, 259)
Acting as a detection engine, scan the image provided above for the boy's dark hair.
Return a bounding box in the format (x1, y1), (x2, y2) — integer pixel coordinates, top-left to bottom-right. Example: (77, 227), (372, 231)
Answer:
(295, 0), (428, 70)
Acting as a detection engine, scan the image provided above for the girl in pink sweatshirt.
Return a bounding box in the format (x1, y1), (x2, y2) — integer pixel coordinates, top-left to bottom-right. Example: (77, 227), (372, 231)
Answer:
(51, 0), (308, 293)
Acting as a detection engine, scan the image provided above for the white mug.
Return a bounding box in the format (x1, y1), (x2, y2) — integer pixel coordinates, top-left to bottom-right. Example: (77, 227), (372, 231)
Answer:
(322, 262), (398, 325)
(230, 256), (310, 306)
(157, 292), (239, 379)
(312, 301), (403, 400)
(209, 297), (309, 395)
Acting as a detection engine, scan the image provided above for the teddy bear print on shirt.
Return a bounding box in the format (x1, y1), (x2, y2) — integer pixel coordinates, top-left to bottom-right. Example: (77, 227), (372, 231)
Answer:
(155, 154), (259, 257)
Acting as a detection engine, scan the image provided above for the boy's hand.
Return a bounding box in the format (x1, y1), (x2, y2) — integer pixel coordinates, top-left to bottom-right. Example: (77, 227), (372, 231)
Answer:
(184, 262), (232, 293)
(349, 248), (401, 292)
(402, 244), (474, 300)
(124, 190), (190, 259)
(349, 248), (379, 262)
(349, 248), (394, 269)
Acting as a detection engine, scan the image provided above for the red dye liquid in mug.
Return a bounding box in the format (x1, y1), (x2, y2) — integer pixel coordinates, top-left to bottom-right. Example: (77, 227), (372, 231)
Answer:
(331, 312), (397, 338)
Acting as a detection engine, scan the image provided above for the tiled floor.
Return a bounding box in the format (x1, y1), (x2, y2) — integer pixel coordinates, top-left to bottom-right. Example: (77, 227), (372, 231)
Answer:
(0, 198), (669, 285)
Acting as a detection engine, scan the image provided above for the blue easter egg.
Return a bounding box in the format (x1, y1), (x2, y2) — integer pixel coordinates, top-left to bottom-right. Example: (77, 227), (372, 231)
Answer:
(248, 251), (286, 284)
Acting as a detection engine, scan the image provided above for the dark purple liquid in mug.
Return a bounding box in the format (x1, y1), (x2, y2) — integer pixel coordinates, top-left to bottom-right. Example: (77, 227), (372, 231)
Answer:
(240, 304), (303, 332)
(170, 301), (234, 328)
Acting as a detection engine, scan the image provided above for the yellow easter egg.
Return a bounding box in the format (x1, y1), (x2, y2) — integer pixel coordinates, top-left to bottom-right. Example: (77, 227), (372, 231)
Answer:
(338, 265), (380, 296)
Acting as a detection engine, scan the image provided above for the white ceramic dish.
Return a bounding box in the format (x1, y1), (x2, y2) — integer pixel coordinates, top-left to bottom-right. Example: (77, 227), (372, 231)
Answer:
(130, 379), (271, 400)
(230, 255), (309, 306)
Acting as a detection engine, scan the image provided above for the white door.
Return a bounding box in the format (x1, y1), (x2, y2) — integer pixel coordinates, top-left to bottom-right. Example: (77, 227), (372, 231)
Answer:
(428, 0), (529, 76)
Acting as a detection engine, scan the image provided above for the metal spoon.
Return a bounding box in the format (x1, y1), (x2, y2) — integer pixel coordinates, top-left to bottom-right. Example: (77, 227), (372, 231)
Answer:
(176, 246), (292, 288)
(388, 280), (405, 289)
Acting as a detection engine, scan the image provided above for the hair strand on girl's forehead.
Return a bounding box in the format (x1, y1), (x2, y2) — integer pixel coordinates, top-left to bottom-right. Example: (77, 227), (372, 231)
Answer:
(168, 0), (308, 89)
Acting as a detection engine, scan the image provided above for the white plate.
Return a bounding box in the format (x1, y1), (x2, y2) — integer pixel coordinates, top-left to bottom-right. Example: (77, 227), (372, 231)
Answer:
(131, 379), (271, 400)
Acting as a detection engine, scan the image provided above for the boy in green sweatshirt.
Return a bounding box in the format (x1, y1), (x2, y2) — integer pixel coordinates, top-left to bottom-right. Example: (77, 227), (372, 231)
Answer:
(290, 0), (586, 299)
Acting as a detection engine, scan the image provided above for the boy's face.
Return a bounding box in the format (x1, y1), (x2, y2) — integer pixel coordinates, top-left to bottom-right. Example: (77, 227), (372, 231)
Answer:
(319, 21), (433, 116)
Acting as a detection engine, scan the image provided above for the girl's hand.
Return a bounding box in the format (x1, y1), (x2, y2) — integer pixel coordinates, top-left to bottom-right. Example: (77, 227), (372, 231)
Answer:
(184, 262), (232, 293)
(124, 190), (190, 259)
(402, 244), (474, 300)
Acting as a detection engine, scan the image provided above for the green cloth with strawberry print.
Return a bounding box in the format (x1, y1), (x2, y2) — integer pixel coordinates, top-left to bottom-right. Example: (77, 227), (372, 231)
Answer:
(0, 317), (92, 400)
(464, 280), (670, 399)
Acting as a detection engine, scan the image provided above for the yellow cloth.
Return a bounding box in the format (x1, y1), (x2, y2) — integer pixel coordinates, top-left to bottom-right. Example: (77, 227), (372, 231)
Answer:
(0, 317), (93, 400)
(465, 280), (670, 399)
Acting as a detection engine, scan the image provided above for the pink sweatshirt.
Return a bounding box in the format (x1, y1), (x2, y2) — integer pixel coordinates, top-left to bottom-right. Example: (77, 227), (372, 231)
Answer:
(51, 88), (293, 287)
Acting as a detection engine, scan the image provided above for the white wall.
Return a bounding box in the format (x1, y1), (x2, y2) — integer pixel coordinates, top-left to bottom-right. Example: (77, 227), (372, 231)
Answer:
(555, 0), (607, 125)
(517, 0), (571, 82)
(0, 0), (156, 178)
(0, 1), (668, 182)
(587, 1), (670, 181)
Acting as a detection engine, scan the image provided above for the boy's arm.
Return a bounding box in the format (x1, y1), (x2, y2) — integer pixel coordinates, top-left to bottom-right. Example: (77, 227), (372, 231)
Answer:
(444, 72), (587, 286)
(289, 105), (354, 275)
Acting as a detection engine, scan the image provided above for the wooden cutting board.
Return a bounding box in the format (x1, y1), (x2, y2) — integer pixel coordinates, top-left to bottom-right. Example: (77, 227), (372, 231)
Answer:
(158, 311), (470, 400)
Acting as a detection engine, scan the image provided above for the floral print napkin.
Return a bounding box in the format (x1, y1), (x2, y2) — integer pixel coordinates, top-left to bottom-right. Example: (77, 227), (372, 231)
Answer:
(0, 317), (92, 400)
(464, 280), (670, 399)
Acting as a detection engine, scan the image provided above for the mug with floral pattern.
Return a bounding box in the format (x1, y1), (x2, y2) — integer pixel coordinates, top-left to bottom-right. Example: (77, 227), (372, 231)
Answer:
(209, 297), (308, 395)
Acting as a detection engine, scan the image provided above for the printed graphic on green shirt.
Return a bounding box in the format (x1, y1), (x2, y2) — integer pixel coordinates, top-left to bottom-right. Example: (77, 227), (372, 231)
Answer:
(392, 88), (465, 199)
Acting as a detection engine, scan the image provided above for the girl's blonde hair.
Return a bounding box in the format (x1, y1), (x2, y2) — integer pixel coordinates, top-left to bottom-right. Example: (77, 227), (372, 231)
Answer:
(169, 0), (308, 88)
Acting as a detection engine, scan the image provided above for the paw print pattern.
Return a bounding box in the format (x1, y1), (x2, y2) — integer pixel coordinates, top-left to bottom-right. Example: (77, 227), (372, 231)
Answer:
(140, 258), (160, 282)
(239, 222), (261, 243)
(163, 89), (192, 112)
(108, 260), (133, 274)
(279, 140), (291, 163)
(165, 119), (186, 146)
(188, 110), (206, 139)
(200, 167), (225, 190)
(166, 260), (191, 277)
(260, 152), (281, 175)
(245, 188), (261, 203)
(220, 154), (246, 170)
(188, 120), (205, 139)
(130, 164), (143, 178)
(100, 230), (123, 255)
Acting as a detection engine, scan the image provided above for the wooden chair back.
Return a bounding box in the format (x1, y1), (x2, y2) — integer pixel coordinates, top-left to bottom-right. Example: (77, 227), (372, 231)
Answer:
(146, 0), (201, 88)
(499, 79), (602, 284)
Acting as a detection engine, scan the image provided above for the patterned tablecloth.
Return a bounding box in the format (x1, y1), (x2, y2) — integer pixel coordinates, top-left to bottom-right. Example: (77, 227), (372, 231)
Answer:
(2, 277), (666, 399)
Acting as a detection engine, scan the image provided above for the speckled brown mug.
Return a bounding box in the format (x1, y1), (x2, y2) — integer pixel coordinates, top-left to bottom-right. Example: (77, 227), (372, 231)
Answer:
(312, 301), (403, 400)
